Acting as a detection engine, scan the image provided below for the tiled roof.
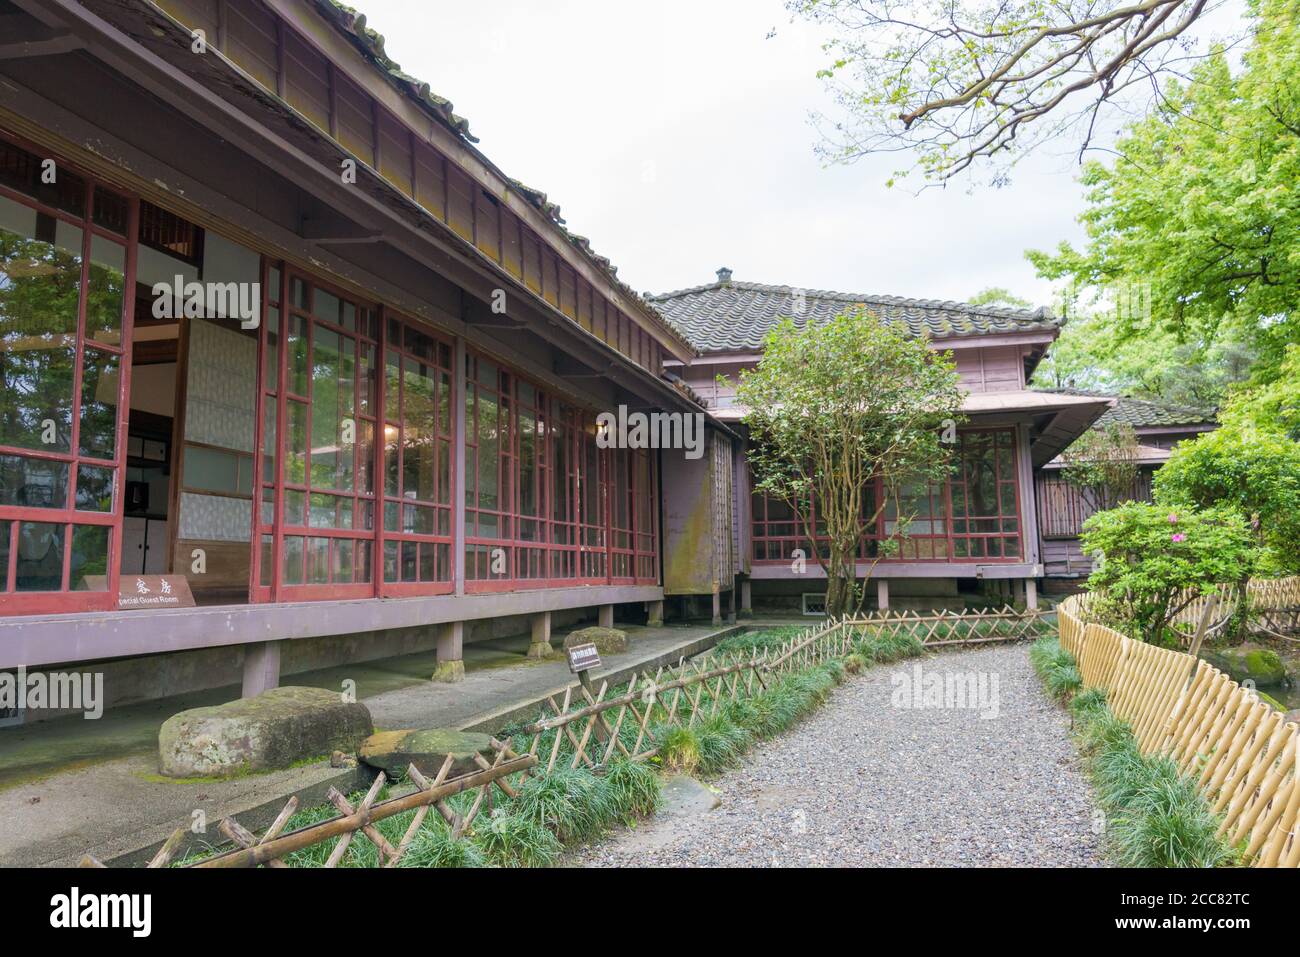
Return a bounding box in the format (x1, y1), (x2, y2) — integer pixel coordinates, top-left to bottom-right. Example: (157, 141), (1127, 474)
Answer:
(648, 280), (1059, 353)
(1038, 389), (1217, 429)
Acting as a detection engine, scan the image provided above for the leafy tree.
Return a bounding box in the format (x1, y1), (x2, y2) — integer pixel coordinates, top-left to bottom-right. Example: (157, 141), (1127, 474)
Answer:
(968, 287), (1033, 310)
(1155, 426), (1300, 573)
(789, 0), (1229, 183)
(1062, 421), (1143, 511)
(1029, 0), (1300, 393)
(1081, 502), (1257, 644)
(1217, 343), (1300, 440)
(733, 311), (963, 616)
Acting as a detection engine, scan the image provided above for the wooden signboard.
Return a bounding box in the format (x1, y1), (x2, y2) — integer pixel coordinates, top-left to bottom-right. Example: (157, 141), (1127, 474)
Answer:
(111, 575), (196, 610)
(566, 642), (601, 674)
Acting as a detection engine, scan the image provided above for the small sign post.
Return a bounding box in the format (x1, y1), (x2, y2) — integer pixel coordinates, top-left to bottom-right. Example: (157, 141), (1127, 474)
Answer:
(565, 642), (608, 743)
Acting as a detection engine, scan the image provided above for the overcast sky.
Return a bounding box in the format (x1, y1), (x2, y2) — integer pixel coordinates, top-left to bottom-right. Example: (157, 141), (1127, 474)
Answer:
(372, 0), (1238, 309)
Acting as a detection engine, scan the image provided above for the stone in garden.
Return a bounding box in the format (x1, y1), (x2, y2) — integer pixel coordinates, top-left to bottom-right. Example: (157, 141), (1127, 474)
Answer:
(1205, 644), (1289, 688)
(564, 626), (628, 655)
(159, 686), (372, 779)
(358, 728), (495, 777)
(1285, 708), (1300, 726)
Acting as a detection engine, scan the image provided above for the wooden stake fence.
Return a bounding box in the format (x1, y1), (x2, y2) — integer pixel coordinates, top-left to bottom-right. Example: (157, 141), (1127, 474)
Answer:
(1058, 593), (1300, 868)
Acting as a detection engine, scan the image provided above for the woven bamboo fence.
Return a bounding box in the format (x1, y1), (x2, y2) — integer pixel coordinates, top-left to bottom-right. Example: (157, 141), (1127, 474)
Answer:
(1075, 575), (1300, 644)
(1058, 593), (1300, 868)
(84, 607), (1046, 868)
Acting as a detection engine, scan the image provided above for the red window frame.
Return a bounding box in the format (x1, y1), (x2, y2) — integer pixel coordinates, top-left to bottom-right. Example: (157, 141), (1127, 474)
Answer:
(464, 351), (658, 593)
(0, 133), (137, 613)
(254, 267), (380, 602)
(750, 427), (1024, 566)
(379, 313), (455, 596)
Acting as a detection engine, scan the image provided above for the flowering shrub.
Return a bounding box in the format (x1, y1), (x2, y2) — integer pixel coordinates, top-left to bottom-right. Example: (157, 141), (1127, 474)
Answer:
(1080, 502), (1257, 644)
(1155, 427), (1300, 575)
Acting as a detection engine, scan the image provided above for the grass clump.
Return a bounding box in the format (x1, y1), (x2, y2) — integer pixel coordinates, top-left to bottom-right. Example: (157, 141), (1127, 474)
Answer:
(1029, 636), (1082, 701)
(512, 766), (616, 844)
(1033, 638), (1241, 868)
(400, 823), (488, 868)
(853, 629), (924, 665)
(659, 726), (702, 774)
(472, 810), (563, 867)
(603, 757), (662, 820)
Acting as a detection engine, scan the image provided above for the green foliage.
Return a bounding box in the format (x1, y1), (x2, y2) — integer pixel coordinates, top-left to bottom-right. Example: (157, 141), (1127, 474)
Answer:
(732, 310), (962, 615)
(472, 810), (563, 868)
(1035, 643), (1240, 867)
(658, 726), (702, 775)
(1029, 0), (1300, 400)
(1060, 422), (1142, 509)
(1219, 344), (1300, 441)
(1029, 637), (1082, 701)
(602, 757), (662, 821)
(1080, 502), (1257, 642)
(693, 714), (752, 774)
(1155, 426), (1300, 574)
(399, 823), (489, 869)
(511, 767), (616, 845)
(967, 287), (1033, 309)
(853, 628), (924, 665)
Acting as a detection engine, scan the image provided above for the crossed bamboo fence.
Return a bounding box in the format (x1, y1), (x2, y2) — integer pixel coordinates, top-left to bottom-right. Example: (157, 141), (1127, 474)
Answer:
(83, 607), (1046, 868)
(1058, 593), (1300, 868)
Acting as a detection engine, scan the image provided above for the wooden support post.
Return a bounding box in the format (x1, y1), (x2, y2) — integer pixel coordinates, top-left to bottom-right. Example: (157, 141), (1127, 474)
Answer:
(1025, 578), (1039, 611)
(1013, 579), (1027, 607)
(876, 578), (890, 611)
(711, 585), (722, 626)
(433, 621), (464, 682)
(740, 578), (753, 618)
(527, 611), (552, 659)
(598, 604), (615, 629)
(241, 640), (281, 698)
(646, 599), (664, 628)
(727, 582), (737, 624)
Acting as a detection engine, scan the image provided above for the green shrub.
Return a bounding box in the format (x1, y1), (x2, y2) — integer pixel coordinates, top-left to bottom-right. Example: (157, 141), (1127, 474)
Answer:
(1080, 502), (1257, 643)
(694, 714), (751, 774)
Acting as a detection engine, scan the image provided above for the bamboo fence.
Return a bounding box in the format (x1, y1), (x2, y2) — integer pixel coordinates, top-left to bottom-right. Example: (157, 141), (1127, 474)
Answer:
(1076, 575), (1300, 644)
(82, 607), (1047, 869)
(1058, 593), (1300, 868)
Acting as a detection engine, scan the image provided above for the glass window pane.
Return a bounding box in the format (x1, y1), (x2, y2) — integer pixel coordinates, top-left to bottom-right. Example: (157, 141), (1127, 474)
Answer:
(183, 445), (237, 494)
(282, 534), (304, 584)
(86, 235), (124, 345)
(92, 187), (129, 235)
(78, 348), (120, 460)
(15, 521), (63, 591)
(75, 464), (114, 512)
(70, 524), (110, 590)
(0, 199), (83, 453)
(1, 454), (69, 508)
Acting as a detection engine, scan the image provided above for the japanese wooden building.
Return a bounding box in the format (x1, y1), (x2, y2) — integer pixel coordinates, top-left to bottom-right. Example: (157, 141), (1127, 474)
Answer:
(0, 0), (723, 709)
(654, 271), (1116, 614)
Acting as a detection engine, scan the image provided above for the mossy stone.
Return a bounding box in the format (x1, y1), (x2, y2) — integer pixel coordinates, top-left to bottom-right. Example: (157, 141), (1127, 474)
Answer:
(1205, 644), (1289, 688)
(359, 728), (495, 778)
(563, 626), (628, 655)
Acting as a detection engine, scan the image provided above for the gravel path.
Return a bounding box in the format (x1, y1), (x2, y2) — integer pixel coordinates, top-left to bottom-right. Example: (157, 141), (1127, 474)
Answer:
(571, 644), (1104, 867)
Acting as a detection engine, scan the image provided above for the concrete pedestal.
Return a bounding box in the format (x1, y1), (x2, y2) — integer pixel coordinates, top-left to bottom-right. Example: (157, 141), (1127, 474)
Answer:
(527, 611), (553, 658)
(241, 640), (282, 698)
(433, 621), (464, 682)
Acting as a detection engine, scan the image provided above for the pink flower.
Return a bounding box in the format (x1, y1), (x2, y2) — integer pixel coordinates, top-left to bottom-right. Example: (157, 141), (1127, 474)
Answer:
(1168, 513), (1179, 524)
(1171, 533), (1185, 543)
